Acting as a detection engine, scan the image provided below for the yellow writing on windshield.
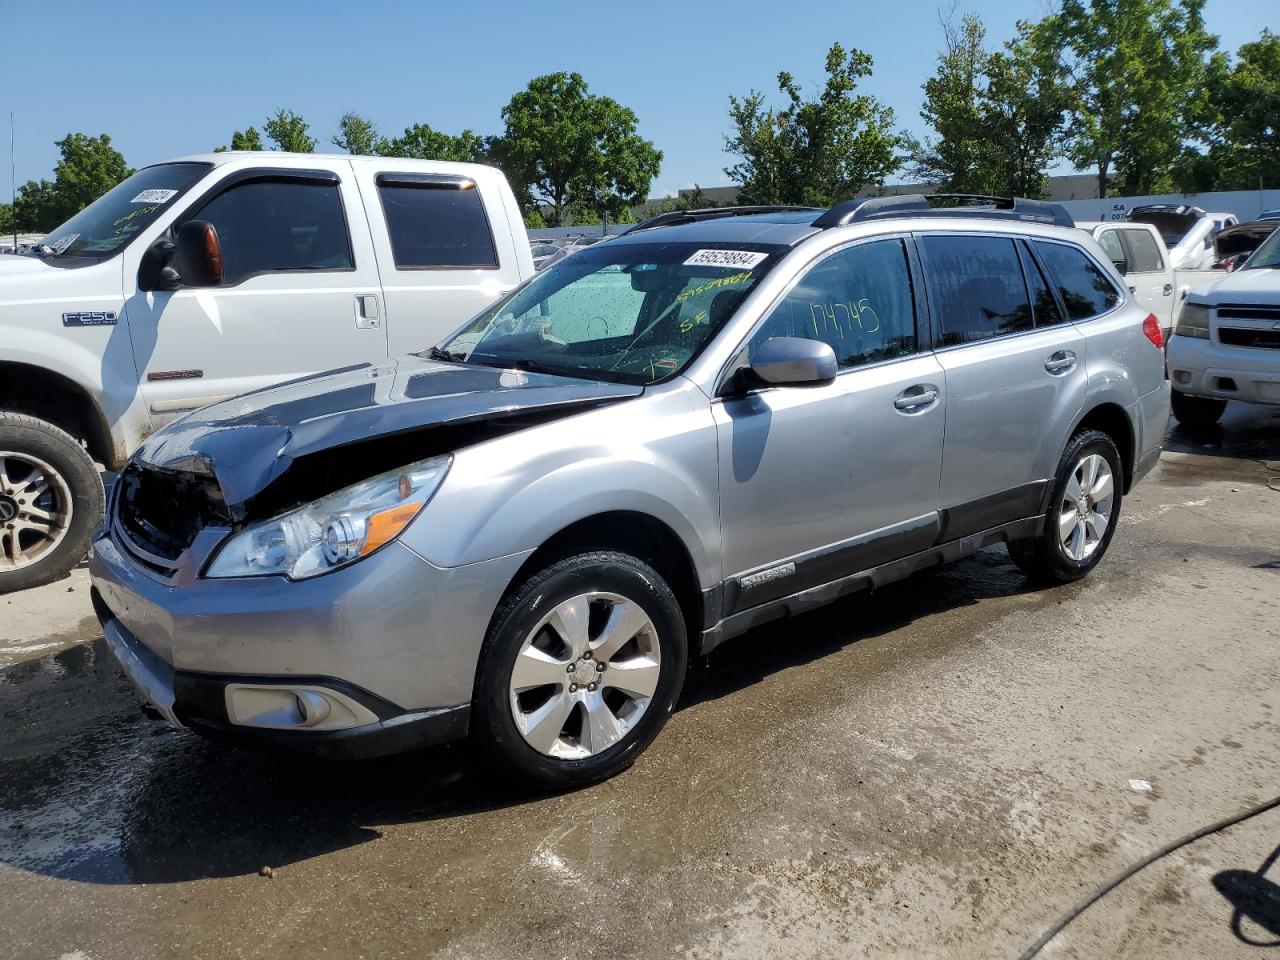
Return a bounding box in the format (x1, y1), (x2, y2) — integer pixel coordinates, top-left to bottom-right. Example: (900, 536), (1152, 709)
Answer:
(675, 271), (752, 305)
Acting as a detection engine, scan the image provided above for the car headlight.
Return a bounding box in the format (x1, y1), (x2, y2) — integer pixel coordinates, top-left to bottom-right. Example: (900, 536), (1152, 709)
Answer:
(1175, 303), (1211, 339)
(205, 455), (451, 579)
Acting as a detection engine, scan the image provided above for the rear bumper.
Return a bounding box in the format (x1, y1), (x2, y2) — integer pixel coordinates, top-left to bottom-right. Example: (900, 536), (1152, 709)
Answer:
(1166, 333), (1280, 405)
(1130, 381), (1170, 488)
(96, 588), (470, 759)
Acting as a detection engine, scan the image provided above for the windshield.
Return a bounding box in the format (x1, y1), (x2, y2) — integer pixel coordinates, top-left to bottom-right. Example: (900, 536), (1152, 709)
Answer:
(437, 240), (786, 384)
(1243, 227), (1280, 269)
(39, 162), (211, 260)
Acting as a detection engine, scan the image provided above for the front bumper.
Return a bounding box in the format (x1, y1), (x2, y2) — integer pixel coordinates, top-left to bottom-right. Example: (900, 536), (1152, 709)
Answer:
(1166, 332), (1280, 405)
(97, 592), (469, 758)
(89, 522), (531, 757)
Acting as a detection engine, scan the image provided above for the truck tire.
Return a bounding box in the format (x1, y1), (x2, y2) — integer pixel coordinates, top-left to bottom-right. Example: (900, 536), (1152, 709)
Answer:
(1171, 389), (1226, 428)
(0, 413), (104, 594)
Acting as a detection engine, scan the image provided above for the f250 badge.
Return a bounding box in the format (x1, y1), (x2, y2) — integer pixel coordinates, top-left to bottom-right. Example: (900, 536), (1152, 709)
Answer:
(62, 311), (117, 327)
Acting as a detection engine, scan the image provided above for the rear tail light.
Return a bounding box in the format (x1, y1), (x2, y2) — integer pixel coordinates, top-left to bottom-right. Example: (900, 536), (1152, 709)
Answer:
(1143, 313), (1164, 349)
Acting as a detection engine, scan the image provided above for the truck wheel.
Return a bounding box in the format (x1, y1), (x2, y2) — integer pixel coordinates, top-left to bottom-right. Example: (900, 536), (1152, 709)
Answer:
(1008, 430), (1123, 584)
(473, 551), (688, 790)
(1171, 389), (1226, 428)
(0, 413), (104, 594)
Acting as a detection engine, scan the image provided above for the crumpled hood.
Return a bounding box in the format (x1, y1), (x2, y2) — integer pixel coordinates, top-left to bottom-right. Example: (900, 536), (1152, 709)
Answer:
(135, 355), (643, 509)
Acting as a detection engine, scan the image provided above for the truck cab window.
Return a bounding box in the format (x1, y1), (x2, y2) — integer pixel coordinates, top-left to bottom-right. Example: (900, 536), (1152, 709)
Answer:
(191, 180), (353, 284)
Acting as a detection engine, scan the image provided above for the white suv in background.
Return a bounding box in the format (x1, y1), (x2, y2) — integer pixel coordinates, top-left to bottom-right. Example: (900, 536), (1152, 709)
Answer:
(1167, 227), (1280, 426)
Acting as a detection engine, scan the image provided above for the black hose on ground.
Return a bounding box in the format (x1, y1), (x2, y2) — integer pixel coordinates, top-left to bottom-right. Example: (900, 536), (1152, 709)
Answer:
(1018, 793), (1280, 959)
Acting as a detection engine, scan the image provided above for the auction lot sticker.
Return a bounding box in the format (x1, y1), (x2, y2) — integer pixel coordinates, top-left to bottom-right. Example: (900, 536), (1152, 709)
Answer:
(131, 189), (179, 204)
(683, 249), (768, 270)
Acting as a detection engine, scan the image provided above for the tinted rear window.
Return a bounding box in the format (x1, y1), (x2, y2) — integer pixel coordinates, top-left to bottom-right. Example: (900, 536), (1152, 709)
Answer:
(378, 182), (498, 269)
(1123, 229), (1163, 272)
(1034, 241), (1121, 320)
(922, 235), (1033, 346)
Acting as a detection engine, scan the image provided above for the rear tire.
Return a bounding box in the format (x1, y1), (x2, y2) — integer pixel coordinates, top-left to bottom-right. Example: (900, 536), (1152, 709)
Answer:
(473, 550), (687, 790)
(1008, 430), (1122, 584)
(0, 413), (104, 594)
(1171, 389), (1226, 427)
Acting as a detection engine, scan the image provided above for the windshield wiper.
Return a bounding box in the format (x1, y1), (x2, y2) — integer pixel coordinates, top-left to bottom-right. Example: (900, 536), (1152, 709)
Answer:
(425, 346), (465, 362)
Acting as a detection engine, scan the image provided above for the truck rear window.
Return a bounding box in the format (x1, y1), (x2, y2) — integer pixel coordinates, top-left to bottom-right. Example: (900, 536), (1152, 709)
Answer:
(377, 178), (499, 269)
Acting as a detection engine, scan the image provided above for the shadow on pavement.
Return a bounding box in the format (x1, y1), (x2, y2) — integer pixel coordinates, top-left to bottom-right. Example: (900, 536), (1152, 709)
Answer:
(1213, 839), (1280, 948)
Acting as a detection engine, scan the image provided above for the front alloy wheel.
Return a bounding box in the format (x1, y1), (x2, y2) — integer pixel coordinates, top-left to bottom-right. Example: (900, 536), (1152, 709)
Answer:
(475, 550), (687, 789)
(0, 451), (74, 571)
(509, 592), (662, 759)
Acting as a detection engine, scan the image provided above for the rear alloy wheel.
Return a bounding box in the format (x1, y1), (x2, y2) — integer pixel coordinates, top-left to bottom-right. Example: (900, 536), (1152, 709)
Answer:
(1171, 389), (1226, 428)
(0, 414), (104, 594)
(1008, 429), (1123, 584)
(475, 551), (687, 789)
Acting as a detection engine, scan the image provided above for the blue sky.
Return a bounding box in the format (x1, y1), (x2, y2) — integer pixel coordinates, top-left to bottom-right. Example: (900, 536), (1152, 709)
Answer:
(4, 0), (1276, 199)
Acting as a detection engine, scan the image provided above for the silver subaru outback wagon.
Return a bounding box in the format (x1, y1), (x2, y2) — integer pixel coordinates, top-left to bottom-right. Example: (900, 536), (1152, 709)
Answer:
(90, 196), (1171, 788)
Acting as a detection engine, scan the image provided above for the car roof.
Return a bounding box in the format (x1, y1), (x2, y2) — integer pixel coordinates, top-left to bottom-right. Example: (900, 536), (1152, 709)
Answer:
(160, 151), (499, 178)
(609, 214), (822, 248)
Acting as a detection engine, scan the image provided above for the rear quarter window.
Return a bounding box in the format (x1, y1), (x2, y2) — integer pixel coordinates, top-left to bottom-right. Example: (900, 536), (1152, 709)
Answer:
(1033, 241), (1121, 320)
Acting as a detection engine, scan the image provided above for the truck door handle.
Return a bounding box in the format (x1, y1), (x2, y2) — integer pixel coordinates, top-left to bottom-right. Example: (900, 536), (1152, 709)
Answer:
(355, 294), (381, 329)
(1045, 350), (1077, 374)
(1128, 285), (1137, 294)
(1162, 283), (1174, 296)
(894, 385), (939, 411)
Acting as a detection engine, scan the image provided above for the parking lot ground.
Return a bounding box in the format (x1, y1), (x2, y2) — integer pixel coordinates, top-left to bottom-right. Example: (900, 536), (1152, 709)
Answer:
(2, 406), (1279, 960)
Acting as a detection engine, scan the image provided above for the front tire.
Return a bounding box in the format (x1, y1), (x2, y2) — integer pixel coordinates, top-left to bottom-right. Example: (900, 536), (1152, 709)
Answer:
(1008, 430), (1122, 584)
(473, 551), (688, 790)
(1171, 389), (1226, 427)
(0, 413), (104, 594)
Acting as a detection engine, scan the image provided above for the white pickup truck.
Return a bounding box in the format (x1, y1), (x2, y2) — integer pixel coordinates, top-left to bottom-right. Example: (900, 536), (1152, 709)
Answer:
(0, 152), (534, 592)
(1079, 220), (1225, 339)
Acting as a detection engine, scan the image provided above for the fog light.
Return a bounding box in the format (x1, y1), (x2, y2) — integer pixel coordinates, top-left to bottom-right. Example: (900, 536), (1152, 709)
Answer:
(295, 691), (333, 728)
(1174, 370), (1191, 385)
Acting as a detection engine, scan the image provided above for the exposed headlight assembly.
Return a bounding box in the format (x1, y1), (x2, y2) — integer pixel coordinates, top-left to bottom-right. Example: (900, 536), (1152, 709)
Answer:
(205, 456), (451, 580)
(1175, 303), (1211, 339)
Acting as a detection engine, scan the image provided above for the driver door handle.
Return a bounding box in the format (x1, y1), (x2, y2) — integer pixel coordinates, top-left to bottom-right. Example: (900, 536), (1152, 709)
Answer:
(894, 385), (939, 411)
(1045, 350), (1077, 374)
(355, 294), (381, 329)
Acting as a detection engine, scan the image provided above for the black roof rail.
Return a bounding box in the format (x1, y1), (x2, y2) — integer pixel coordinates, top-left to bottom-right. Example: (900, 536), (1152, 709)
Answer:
(624, 205), (823, 234)
(813, 193), (1075, 229)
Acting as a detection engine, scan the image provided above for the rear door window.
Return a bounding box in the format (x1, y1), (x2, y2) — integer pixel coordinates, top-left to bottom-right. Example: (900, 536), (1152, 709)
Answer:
(1033, 241), (1121, 320)
(377, 178), (498, 269)
(1018, 243), (1066, 327)
(1121, 229), (1163, 273)
(921, 235), (1033, 346)
(1096, 230), (1127, 271)
(192, 179), (353, 284)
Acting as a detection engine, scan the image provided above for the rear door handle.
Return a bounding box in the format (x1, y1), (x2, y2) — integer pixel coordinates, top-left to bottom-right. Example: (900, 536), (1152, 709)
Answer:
(894, 385), (939, 411)
(1045, 350), (1077, 374)
(355, 294), (381, 329)
(1162, 283), (1174, 296)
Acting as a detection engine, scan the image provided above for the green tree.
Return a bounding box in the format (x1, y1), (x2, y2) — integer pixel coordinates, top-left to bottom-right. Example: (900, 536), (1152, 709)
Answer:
(725, 43), (900, 206)
(1174, 29), (1280, 191)
(497, 72), (662, 226)
(905, 14), (992, 193)
(907, 15), (1072, 199)
(1034, 0), (1218, 197)
(378, 122), (486, 162)
(14, 133), (133, 231)
(263, 109), (316, 153)
(332, 113), (380, 155)
(214, 126), (264, 152)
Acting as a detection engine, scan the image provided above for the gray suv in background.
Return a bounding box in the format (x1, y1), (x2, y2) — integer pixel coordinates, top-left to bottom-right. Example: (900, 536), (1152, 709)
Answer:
(90, 196), (1170, 789)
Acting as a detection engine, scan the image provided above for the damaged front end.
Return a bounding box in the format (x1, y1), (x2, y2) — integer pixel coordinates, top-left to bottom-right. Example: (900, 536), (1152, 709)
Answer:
(114, 356), (643, 578)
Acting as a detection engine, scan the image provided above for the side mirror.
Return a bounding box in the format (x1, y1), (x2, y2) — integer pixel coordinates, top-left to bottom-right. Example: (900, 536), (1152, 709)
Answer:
(173, 220), (224, 288)
(1111, 258), (1129, 275)
(749, 337), (837, 387)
